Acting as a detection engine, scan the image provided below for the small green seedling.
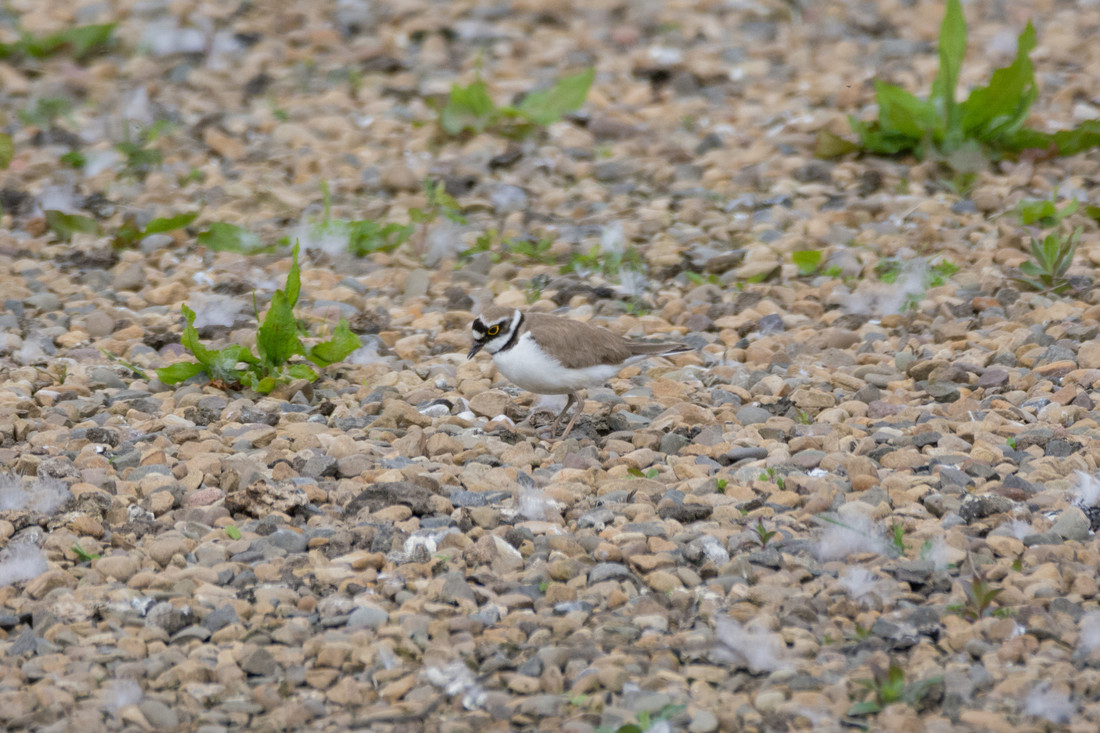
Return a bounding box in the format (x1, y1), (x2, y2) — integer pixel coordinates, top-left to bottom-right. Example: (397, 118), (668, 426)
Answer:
(506, 237), (556, 264)
(538, 580), (549, 593)
(752, 519), (778, 549)
(1005, 437), (1017, 450)
(157, 243), (362, 393)
(289, 181), (413, 256)
(72, 543), (100, 562)
(684, 271), (720, 286)
(792, 250), (824, 276)
(524, 274), (550, 305)
(627, 467), (660, 479)
(18, 97), (75, 129)
(1013, 228), (1080, 294)
(948, 568), (1004, 621)
(113, 211), (199, 250)
(1018, 194), (1078, 228)
(116, 121), (172, 181)
(438, 68), (594, 139)
(0, 133), (11, 169)
(715, 478), (728, 494)
(848, 659), (943, 716)
(820, 0), (1100, 163)
(98, 348), (147, 380)
(225, 525), (242, 540)
(890, 522), (906, 555)
(759, 467), (785, 490)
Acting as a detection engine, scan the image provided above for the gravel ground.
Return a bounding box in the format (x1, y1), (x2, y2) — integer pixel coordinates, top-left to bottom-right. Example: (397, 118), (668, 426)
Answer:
(3, 0), (1100, 731)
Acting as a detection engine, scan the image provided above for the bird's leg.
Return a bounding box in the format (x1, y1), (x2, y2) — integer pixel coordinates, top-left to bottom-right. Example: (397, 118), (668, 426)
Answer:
(547, 392), (576, 437)
(557, 391), (584, 439)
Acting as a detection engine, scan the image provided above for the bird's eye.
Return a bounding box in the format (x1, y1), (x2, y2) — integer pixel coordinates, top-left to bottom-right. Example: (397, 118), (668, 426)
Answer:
(487, 325), (500, 336)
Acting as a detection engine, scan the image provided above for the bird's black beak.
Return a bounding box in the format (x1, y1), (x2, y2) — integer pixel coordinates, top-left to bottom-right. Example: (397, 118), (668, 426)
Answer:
(467, 342), (483, 359)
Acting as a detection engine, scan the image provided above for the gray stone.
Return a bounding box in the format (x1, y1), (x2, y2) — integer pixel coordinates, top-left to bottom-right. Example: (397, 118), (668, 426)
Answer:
(201, 605), (240, 632)
(263, 529), (308, 554)
(1051, 507), (1091, 542)
(241, 647), (278, 676)
(441, 572), (476, 604)
(588, 563), (633, 583)
(347, 604), (389, 629)
(736, 406), (771, 425)
(139, 699), (179, 728)
(659, 432), (691, 455)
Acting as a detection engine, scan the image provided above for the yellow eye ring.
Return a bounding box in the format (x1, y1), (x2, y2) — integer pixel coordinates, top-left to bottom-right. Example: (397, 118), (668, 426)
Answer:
(487, 325), (500, 336)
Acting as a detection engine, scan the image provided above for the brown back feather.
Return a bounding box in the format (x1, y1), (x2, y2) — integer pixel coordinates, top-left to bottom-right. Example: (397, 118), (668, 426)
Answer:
(523, 313), (689, 369)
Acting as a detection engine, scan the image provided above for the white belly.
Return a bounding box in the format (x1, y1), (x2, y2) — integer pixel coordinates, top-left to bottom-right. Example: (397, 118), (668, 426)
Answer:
(492, 333), (621, 394)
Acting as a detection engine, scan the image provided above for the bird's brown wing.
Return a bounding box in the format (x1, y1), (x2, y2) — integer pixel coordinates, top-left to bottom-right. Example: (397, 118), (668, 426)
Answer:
(524, 314), (634, 369)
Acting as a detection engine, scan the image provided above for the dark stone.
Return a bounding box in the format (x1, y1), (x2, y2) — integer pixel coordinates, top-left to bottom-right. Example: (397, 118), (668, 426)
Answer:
(1046, 439), (1080, 457)
(588, 563), (633, 583)
(657, 502), (713, 523)
(241, 647), (279, 676)
(345, 482), (434, 517)
(202, 605), (240, 632)
(958, 494), (1015, 523)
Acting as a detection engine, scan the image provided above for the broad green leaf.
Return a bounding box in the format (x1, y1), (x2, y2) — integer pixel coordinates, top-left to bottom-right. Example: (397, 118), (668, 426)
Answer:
(1085, 204), (1100, 223)
(307, 319), (362, 367)
(179, 304), (214, 364)
(792, 250), (823, 275)
(0, 133), (11, 169)
(196, 222), (268, 253)
(44, 210), (99, 242)
(960, 22), (1036, 144)
(256, 290), (303, 367)
(814, 129), (859, 158)
(874, 82), (938, 140)
(57, 23), (116, 59)
(225, 525), (242, 540)
(1049, 120), (1100, 157)
(284, 242), (301, 308)
(440, 78), (498, 135)
(286, 363), (319, 381)
(517, 68), (594, 125)
(155, 361), (207, 384)
(204, 344), (255, 383)
(847, 701), (882, 716)
(251, 375), (278, 394)
(931, 0), (967, 137)
(144, 211), (199, 234)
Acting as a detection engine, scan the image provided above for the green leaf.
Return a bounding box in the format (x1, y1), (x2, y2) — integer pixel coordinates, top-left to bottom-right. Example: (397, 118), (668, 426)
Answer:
(814, 129), (859, 159)
(284, 242), (301, 308)
(155, 360), (208, 384)
(440, 78), (498, 135)
(960, 22), (1036, 145)
(60, 150), (85, 168)
(346, 221), (413, 255)
(931, 0), (967, 140)
(847, 701), (882, 716)
(1085, 205), (1100, 223)
(307, 319), (362, 367)
(517, 68), (594, 125)
(0, 133), (12, 169)
(196, 222), (269, 253)
(225, 525), (242, 540)
(251, 375), (278, 394)
(286, 363), (319, 381)
(44, 210), (99, 242)
(57, 23), (116, 59)
(71, 543), (100, 562)
(144, 211), (199, 234)
(874, 82), (939, 141)
(627, 467), (645, 478)
(1048, 120), (1100, 157)
(257, 290), (304, 368)
(792, 250), (823, 275)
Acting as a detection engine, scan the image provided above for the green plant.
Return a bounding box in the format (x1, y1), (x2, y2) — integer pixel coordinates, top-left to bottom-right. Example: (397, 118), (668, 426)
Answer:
(113, 211), (199, 250)
(1017, 193), (1078, 228)
(0, 23), (116, 63)
(290, 182), (414, 256)
(1012, 228), (1080, 294)
(0, 133), (11, 170)
(948, 568), (1004, 621)
(848, 659), (943, 716)
(759, 467), (785, 490)
(438, 68), (594, 139)
(683, 271), (719, 286)
(1005, 437), (1017, 450)
(792, 250), (824, 276)
(157, 243), (362, 393)
(225, 525), (242, 540)
(796, 409), (812, 425)
(715, 478), (728, 494)
(507, 236), (556, 264)
(752, 519), (779, 549)
(98, 348), (147, 380)
(890, 523), (906, 555)
(44, 210), (100, 242)
(197, 222), (274, 254)
(595, 703), (686, 733)
(116, 121), (172, 181)
(627, 467), (660, 479)
(524, 274), (550, 305)
(18, 97), (75, 128)
(71, 543), (100, 562)
(819, 0), (1100, 163)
